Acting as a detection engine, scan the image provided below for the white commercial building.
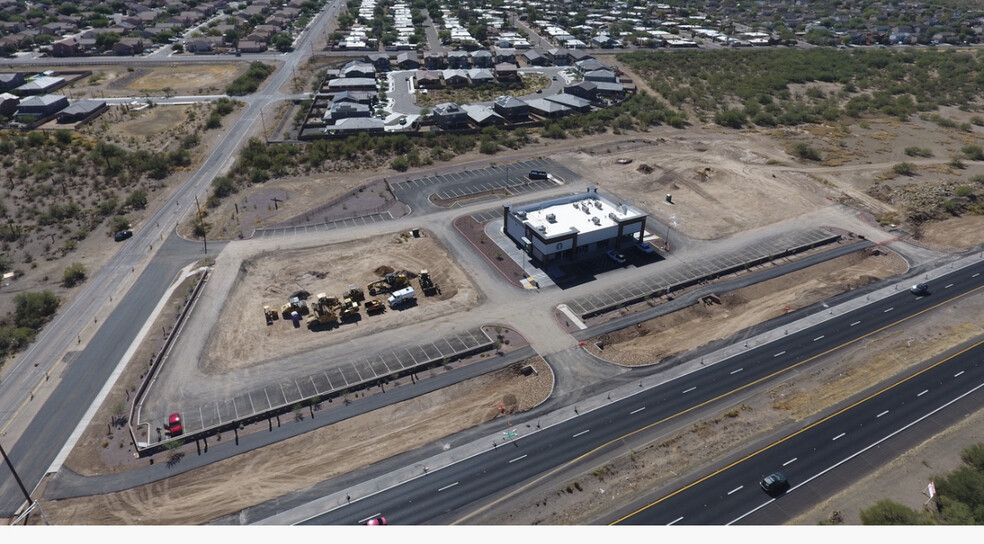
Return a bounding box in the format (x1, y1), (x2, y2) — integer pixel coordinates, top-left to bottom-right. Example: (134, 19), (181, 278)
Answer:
(502, 187), (647, 263)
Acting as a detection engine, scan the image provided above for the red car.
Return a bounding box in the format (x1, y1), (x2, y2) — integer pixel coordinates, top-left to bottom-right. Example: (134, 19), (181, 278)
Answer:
(364, 516), (387, 525)
(167, 412), (183, 436)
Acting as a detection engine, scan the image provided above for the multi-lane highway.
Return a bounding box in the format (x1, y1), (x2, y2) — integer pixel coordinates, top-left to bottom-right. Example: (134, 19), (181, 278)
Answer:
(295, 261), (984, 524)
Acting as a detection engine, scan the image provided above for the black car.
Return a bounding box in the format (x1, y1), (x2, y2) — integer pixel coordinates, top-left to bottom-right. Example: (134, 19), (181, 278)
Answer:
(760, 472), (789, 496)
(909, 282), (929, 296)
(114, 230), (133, 242)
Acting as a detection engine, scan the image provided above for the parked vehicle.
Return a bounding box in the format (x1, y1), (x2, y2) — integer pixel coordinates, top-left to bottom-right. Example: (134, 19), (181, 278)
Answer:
(387, 287), (416, 308)
(167, 412), (183, 436)
(606, 249), (626, 265)
(114, 230), (133, 242)
(528, 170), (548, 180)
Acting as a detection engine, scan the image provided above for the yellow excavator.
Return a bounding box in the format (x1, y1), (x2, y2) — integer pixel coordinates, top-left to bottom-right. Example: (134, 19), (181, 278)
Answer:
(367, 272), (411, 295)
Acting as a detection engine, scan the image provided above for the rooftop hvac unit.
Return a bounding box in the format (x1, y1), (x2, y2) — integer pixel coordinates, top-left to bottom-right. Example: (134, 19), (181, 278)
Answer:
(546, 213), (557, 223)
(592, 216), (601, 225)
(609, 212), (619, 222)
(582, 204), (591, 214)
(537, 225), (547, 232)
(572, 202), (579, 208)
(517, 211), (527, 219)
(594, 200), (603, 209)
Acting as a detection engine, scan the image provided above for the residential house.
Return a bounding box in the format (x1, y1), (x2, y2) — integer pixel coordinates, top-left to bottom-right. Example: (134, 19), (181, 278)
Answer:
(423, 51), (446, 69)
(237, 40), (268, 53)
(467, 68), (494, 86)
(58, 99), (107, 123)
(14, 76), (65, 96)
(15, 94), (68, 118)
(415, 70), (442, 89)
(492, 95), (529, 122)
(546, 47), (571, 65)
(470, 49), (493, 68)
(112, 37), (145, 56)
(564, 81), (598, 101)
(0, 72), (25, 91)
(522, 50), (550, 66)
(326, 77), (377, 92)
(461, 104), (505, 126)
(341, 60), (376, 79)
(494, 62), (518, 82)
(583, 69), (617, 83)
(396, 51), (420, 69)
(442, 69), (469, 87)
(526, 97), (571, 119)
(365, 52), (391, 72)
(328, 117), (385, 134)
(0, 92), (18, 117)
(493, 47), (516, 63)
(544, 93), (592, 113)
(446, 50), (470, 69)
(323, 101), (371, 122)
(431, 102), (469, 129)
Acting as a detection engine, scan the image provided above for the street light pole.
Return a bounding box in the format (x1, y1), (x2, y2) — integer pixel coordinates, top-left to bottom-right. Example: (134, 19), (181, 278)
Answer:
(1, 441), (50, 525)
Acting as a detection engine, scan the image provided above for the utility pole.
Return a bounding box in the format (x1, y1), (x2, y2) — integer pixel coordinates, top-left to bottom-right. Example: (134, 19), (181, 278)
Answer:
(1, 441), (50, 525)
(194, 195), (207, 254)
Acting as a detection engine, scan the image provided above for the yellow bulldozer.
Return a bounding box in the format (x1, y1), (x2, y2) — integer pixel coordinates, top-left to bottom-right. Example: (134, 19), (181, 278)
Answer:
(344, 285), (365, 303)
(280, 296), (309, 319)
(364, 299), (384, 314)
(367, 272), (411, 295)
(308, 293), (340, 324)
(263, 305), (278, 324)
(418, 269), (437, 296)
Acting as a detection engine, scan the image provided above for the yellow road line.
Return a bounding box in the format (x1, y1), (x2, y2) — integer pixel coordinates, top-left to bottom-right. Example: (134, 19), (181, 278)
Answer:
(452, 282), (984, 525)
(610, 335), (984, 524)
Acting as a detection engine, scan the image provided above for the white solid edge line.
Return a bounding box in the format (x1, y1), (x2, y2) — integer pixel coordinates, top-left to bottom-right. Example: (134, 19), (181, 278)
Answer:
(727, 380), (984, 525)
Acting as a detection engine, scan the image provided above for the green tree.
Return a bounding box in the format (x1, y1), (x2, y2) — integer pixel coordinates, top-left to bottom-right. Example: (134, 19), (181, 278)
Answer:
(95, 32), (121, 49)
(125, 188), (148, 210)
(14, 290), (60, 330)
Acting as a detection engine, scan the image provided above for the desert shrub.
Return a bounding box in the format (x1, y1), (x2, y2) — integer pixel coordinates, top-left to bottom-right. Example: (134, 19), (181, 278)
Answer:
(961, 145), (984, 161)
(125, 189), (147, 210)
(390, 156), (408, 172)
(904, 146), (932, 157)
(62, 262), (86, 287)
(893, 162), (916, 176)
(859, 500), (927, 525)
(794, 142), (821, 161)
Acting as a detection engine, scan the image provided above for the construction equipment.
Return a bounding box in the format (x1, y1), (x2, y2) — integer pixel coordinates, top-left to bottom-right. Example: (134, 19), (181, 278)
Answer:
(308, 293), (340, 324)
(364, 299), (384, 314)
(418, 269), (437, 296)
(344, 285), (365, 302)
(367, 272), (411, 295)
(339, 299), (360, 319)
(280, 297), (308, 319)
(263, 305), (277, 324)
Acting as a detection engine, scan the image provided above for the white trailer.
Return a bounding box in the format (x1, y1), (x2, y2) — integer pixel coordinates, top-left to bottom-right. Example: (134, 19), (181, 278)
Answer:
(388, 286), (416, 308)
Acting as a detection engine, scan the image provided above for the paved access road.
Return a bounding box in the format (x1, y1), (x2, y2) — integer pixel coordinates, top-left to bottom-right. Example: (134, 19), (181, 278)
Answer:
(0, 1), (342, 516)
(294, 262), (984, 524)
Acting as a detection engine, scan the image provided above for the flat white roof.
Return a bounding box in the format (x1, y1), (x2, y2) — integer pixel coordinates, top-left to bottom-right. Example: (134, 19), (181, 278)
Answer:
(521, 195), (642, 238)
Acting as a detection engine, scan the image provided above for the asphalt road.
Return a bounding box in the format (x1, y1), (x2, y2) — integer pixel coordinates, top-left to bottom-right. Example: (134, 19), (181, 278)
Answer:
(295, 261), (984, 524)
(612, 338), (984, 525)
(0, 1), (341, 516)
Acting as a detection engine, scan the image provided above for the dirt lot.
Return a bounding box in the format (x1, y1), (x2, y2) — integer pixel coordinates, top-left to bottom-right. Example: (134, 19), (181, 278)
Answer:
(202, 229), (477, 374)
(587, 248), (908, 366)
(64, 63), (249, 98)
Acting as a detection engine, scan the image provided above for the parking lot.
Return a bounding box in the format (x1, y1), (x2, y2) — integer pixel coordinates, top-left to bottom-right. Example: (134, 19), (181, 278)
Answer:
(253, 211), (396, 238)
(149, 326), (494, 442)
(390, 158), (578, 208)
(564, 229), (842, 318)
